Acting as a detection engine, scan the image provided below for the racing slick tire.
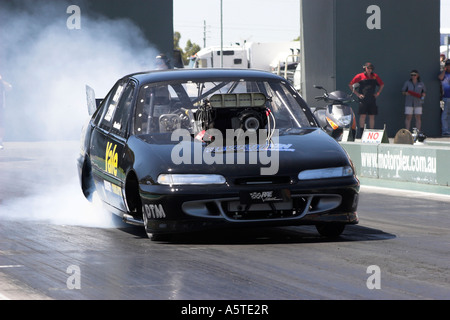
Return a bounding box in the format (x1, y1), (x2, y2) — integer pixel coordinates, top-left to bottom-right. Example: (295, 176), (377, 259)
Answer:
(142, 210), (156, 240)
(315, 223), (345, 238)
(142, 211), (170, 241)
(81, 158), (95, 202)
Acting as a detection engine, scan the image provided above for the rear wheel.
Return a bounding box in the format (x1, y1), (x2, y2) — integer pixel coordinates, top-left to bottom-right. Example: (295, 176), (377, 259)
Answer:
(315, 224), (345, 238)
(81, 158), (95, 201)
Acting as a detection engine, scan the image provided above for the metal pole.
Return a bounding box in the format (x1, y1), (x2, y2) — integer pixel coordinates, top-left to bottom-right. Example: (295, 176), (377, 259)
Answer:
(203, 20), (206, 48)
(220, 0), (223, 68)
(299, 0), (305, 97)
(447, 35), (450, 61)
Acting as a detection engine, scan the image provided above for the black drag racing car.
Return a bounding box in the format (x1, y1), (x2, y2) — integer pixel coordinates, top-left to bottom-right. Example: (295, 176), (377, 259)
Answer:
(77, 68), (359, 239)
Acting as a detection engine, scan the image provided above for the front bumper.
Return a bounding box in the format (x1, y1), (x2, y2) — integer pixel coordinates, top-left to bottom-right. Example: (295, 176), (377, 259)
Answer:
(139, 178), (360, 234)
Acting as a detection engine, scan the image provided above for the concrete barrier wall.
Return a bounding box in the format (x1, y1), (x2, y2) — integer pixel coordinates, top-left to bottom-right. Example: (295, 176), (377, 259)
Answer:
(341, 142), (450, 187)
(301, 0), (441, 137)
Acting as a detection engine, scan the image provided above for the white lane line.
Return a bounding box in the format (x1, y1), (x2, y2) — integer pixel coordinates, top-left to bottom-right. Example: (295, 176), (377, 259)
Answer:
(0, 293), (10, 300)
(0, 265), (24, 268)
(0, 269), (51, 300)
(0, 266), (23, 300)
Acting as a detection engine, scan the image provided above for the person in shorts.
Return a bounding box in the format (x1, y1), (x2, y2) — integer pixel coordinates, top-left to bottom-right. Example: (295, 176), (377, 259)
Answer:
(401, 70), (426, 132)
(349, 62), (384, 137)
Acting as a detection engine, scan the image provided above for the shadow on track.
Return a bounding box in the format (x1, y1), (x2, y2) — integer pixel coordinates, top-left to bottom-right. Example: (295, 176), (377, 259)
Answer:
(118, 224), (396, 245)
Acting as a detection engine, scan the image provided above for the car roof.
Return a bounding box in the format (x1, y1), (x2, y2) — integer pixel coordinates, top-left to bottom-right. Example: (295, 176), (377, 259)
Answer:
(126, 68), (285, 84)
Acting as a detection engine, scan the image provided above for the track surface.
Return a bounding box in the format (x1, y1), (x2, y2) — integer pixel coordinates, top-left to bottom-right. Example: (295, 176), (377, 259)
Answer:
(0, 141), (449, 300)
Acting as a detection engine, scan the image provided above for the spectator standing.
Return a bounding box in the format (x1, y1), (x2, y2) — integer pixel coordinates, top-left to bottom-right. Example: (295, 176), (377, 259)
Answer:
(441, 54), (446, 71)
(401, 70), (426, 131)
(439, 60), (450, 136)
(349, 62), (384, 137)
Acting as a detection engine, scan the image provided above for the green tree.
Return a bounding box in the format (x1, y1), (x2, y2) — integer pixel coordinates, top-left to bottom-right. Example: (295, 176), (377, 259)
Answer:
(174, 31), (182, 52)
(174, 31), (201, 65)
(184, 40), (201, 64)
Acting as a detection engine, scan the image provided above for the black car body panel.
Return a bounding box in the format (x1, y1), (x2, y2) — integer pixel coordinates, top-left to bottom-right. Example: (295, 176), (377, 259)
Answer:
(77, 69), (359, 238)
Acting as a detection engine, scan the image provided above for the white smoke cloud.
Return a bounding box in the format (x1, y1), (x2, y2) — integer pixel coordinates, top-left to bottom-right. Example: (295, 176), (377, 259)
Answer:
(1, 181), (122, 228)
(0, 140), (127, 228)
(0, 0), (159, 141)
(0, 0), (161, 228)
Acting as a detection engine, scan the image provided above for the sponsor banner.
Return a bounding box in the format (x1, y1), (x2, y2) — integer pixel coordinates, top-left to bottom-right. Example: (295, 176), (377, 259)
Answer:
(377, 146), (436, 183)
(341, 142), (450, 186)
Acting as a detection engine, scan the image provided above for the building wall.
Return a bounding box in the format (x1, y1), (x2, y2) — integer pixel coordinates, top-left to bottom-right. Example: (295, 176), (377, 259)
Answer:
(0, 0), (173, 61)
(86, 0), (173, 58)
(300, 0), (335, 100)
(301, 0), (441, 137)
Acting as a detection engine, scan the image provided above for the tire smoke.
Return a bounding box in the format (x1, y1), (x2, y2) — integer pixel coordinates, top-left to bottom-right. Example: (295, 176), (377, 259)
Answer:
(0, 1), (159, 228)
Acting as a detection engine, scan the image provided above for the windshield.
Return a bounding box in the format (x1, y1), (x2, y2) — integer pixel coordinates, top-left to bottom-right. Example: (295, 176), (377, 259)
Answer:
(134, 78), (317, 135)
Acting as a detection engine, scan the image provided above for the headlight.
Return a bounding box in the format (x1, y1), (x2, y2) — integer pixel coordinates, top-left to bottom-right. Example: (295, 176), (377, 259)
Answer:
(157, 174), (226, 185)
(298, 166), (353, 180)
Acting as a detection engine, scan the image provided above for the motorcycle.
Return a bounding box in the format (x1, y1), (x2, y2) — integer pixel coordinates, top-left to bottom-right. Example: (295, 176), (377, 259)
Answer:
(312, 85), (357, 141)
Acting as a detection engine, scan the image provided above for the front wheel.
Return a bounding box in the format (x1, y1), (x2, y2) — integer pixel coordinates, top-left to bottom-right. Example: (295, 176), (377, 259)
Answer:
(315, 224), (345, 238)
(142, 212), (171, 241)
(142, 210), (153, 239)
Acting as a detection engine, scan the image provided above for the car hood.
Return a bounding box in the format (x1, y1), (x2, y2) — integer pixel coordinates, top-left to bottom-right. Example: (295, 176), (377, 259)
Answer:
(130, 128), (352, 178)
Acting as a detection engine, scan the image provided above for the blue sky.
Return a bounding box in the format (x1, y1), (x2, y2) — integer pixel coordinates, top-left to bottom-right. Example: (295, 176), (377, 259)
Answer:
(174, 0), (450, 48)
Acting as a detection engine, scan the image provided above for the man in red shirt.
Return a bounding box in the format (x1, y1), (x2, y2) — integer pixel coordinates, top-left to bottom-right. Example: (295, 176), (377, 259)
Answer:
(349, 62), (384, 137)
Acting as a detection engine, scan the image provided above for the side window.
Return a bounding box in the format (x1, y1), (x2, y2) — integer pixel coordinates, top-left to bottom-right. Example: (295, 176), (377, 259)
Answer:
(135, 85), (169, 134)
(134, 85), (148, 134)
(134, 84), (180, 134)
(92, 85), (116, 127)
(98, 80), (127, 132)
(110, 81), (135, 137)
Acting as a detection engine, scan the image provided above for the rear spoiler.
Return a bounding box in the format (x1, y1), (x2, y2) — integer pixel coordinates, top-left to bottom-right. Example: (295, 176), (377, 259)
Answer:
(85, 85), (102, 116)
